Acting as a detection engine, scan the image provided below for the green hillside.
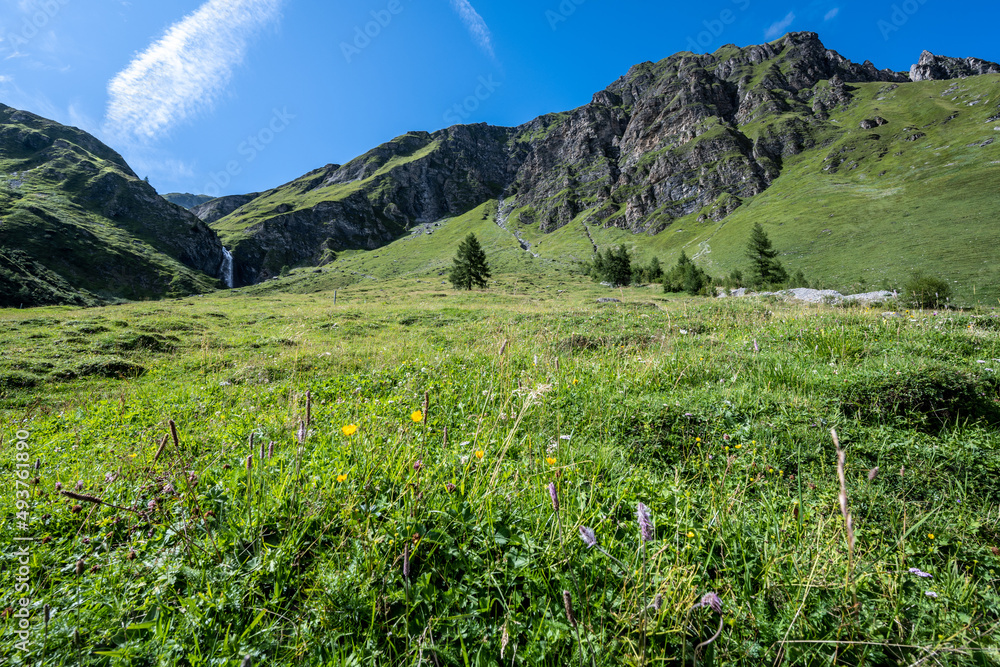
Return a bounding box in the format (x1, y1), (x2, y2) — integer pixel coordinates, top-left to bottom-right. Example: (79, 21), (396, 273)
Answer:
(0, 105), (226, 306)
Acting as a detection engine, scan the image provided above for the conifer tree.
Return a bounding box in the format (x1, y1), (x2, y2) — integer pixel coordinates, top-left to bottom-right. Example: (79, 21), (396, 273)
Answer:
(745, 223), (788, 287)
(449, 233), (491, 290)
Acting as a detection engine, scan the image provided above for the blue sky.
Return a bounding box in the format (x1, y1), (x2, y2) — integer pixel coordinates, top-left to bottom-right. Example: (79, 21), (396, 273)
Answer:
(1, 0), (997, 198)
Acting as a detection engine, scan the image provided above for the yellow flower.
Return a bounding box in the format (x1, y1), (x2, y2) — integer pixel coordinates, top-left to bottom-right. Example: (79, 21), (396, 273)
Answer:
(572, 378), (578, 385)
(928, 533), (935, 540)
(546, 457), (556, 466)
(411, 410), (424, 423)
(475, 450), (485, 460)
(341, 423), (358, 436)
(687, 531), (695, 538)
(735, 444), (742, 449)
(695, 437), (701, 443)
(336, 474), (347, 483)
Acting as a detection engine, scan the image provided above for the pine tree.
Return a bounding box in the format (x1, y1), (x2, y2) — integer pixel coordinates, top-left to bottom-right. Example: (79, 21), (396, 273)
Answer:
(663, 250), (712, 295)
(449, 233), (491, 290)
(745, 223), (788, 287)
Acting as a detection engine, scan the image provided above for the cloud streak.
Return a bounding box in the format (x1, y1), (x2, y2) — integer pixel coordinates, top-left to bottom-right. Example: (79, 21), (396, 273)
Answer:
(104, 0), (282, 141)
(764, 11), (795, 39)
(449, 0), (495, 60)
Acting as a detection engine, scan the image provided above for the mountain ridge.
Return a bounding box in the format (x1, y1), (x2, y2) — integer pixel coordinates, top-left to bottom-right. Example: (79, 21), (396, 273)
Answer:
(203, 31), (999, 288)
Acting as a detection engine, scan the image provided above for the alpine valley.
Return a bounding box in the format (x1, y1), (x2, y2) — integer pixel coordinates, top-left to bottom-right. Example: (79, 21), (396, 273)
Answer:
(2, 32), (999, 306)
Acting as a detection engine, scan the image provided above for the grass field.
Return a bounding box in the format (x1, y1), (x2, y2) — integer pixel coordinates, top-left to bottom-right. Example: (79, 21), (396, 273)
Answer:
(2, 279), (999, 665)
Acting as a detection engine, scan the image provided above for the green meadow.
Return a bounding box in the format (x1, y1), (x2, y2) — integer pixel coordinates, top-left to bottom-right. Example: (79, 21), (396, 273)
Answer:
(1, 279), (999, 665)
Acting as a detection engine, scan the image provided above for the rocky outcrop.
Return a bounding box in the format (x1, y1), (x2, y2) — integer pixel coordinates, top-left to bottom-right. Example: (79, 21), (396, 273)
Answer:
(216, 126), (516, 285)
(192, 193), (262, 223)
(909, 51), (1000, 81)
(505, 32), (908, 234)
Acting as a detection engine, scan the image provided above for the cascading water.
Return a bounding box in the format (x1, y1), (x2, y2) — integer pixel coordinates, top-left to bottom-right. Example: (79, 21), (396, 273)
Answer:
(219, 248), (234, 288)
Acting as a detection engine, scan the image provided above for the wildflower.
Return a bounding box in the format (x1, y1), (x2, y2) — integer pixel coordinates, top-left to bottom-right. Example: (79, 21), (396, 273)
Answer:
(572, 378), (578, 385)
(928, 533), (935, 540)
(651, 593), (663, 611)
(637, 502), (654, 542)
(546, 457), (556, 466)
(475, 450), (485, 460)
(908, 567), (932, 578)
(925, 591), (938, 598)
(694, 591), (723, 615)
(411, 410), (424, 423)
(413, 460), (423, 472)
(687, 531), (695, 538)
(403, 543), (410, 579)
(722, 434), (731, 441)
(735, 444), (742, 450)
(579, 526), (597, 548)
(695, 437), (701, 443)
(147, 499), (157, 510)
(55, 482), (62, 492)
(445, 483), (456, 493)
(341, 424), (358, 436)
(548, 482), (559, 512)
(336, 474), (348, 483)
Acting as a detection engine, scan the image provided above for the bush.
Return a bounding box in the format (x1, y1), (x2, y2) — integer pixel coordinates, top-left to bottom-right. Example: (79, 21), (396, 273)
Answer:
(904, 273), (953, 309)
(663, 251), (713, 296)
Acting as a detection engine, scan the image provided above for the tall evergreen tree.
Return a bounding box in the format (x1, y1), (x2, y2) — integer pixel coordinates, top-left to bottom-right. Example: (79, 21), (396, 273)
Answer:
(745, 223), (788, 287)
(591, 245), (632, 287)
(663, 250), (712, 295)
(449, 233), (491, 290)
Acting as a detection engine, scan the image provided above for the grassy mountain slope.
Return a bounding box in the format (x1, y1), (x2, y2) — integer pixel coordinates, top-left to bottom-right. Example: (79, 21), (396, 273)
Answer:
(0, 104), (227, 306)
(213, 34), (999, 304)
(613, 75), (1000, 301)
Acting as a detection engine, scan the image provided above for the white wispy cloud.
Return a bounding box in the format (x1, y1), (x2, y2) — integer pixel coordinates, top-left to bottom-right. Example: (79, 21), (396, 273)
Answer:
(104, 0), (282, 142)
(765, 12), (796, 39)
(824, 8), (840, 20)
(449, 0), (495, 60)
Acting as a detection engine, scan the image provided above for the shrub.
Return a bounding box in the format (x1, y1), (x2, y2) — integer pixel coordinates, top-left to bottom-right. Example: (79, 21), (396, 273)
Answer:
(904, 273), (953, 309)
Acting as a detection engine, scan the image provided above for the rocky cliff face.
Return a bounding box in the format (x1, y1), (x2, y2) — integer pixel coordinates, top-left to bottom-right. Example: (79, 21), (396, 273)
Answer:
(910, 51), (1000, 81)
(212, 125), (516, 285)
(0, 104), (228, 305)
(208, 32), (999, 285)
(192, 193), (262, 224)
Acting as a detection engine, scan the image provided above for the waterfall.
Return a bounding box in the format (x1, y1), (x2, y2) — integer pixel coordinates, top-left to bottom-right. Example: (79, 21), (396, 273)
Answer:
(219, 247), (234, 288)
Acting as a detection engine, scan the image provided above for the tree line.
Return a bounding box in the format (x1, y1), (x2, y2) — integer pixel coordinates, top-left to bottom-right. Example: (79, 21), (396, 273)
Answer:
(586, 222), (807, 295)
